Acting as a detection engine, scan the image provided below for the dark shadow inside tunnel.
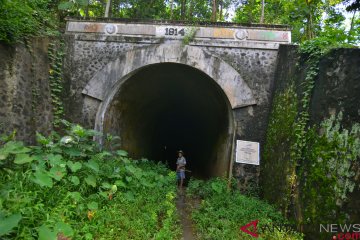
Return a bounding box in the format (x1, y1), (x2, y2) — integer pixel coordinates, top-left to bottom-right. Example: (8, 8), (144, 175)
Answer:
(103, 63), (234, 179)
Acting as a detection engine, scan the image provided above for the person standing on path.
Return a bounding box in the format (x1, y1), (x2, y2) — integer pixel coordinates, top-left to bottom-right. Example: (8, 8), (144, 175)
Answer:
(176, 150), (186, 189)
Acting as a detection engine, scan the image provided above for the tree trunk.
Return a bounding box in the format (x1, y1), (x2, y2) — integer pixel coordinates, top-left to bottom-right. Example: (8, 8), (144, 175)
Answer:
(170, 0), (174, 20)
(188, 0), (194, 21)
(219, 0), (223, 21)
(181, 0), (187, 20)
(260, 0), (265, 23)
(85, 0), (90, 18)
(211, 0), (217, 22)
(348, 10), (357, 39)
(308, 12), (314, 39)
(105, 0), (111, 18)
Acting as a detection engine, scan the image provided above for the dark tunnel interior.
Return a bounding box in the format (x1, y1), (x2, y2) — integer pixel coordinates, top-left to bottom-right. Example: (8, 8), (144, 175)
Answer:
(103, 63), (233, 179)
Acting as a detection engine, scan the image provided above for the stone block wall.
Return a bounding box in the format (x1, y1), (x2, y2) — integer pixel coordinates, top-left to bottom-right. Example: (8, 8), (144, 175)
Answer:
(63, 35), (149, 127)
(63, 34), (279, 189)
(0, 38), (54, 143)
(205, 46), (278, 191)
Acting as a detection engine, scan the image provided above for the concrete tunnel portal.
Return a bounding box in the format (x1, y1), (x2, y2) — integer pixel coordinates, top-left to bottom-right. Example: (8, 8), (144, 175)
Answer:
(102, 63), (235, 179)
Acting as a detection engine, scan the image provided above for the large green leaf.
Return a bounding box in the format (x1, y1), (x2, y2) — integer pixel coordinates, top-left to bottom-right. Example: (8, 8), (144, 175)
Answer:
(14, 153), (35, 164)
(67, 161), (82, 172)
(6, 141), (31, 154)
(69, 176), (80, 186)
(76, 0), (89, 7)
(116, 150), (128, 157)
(60, 136), (74, 144)
(125, 176), (132, 183)
(0, 141), (31, 161)
(124, 191), (135, 202)
(87, 201), (98, 210)
(36, 132), (51, 146)
(68, 192), (82, 202)
(110, 184), (117, 193)
(48, 154), (64, 166)
(38, 225), (57, 240)
(54, 222), (74, 237)
(0, 213), (22, 236)
(115, 180), (126, 188)
(85, 175), (96, 187)
(49, 166), (66, 181)
(101, 182), (112, 189)
(84, 159), (99, 172)
(71, 124), (86, 137)
(32, 170), (53, 188)
(58, 1), (74, 10)
(125, 165), (142, 178)
(63, 147), (82, 157)
(0, 150), (9, 161)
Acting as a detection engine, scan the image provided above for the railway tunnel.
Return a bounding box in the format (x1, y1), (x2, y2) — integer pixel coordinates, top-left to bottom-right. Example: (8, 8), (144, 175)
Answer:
(102, 63), (235, 179)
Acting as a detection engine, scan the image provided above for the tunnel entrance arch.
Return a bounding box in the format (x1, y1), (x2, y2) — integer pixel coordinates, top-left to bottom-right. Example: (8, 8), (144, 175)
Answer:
(82, 44), (256, 178)
(104, 63), (234, 178)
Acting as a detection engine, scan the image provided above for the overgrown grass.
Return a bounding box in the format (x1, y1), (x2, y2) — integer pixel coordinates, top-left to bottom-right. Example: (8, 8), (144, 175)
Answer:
(0, 121), (180, 239)
(187, 178), (304, 240)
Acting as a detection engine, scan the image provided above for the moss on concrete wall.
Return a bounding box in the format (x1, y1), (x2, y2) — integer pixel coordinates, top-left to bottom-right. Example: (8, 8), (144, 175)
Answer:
(262, 45), (360, 238)
(0, 38), (63, 143)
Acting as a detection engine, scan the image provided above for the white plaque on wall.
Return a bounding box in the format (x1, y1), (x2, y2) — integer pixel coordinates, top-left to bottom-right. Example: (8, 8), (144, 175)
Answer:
(235, 140), (260, 165)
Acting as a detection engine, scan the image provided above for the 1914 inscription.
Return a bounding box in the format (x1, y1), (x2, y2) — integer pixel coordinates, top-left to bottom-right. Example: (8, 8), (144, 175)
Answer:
(165, 27), (185, 36)
(156, 26), (187, 38)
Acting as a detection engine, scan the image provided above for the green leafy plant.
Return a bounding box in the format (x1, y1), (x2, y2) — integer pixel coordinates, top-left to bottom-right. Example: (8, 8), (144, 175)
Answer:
(0, 122), (181, 239)
(182, 27), (199, 45)
(0, 0), (59, 44)
(48, 40), (65, 127)
(188, 178), (303, 240)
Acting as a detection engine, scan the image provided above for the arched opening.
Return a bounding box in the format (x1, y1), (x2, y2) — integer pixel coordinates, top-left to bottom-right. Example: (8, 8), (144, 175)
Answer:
(101, 63), (235, 179)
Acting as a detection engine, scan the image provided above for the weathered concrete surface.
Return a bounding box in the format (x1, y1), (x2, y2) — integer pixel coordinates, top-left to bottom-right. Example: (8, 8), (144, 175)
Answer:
(0, 38), (54, 143)
(312, 48), (360, 224)
(82, 43), (256, 111)
(311, 48), (360, 129)
(66, 20), (291, 50)
(263, 44), (360, 233)
(204, 46), (279, 190)
(63, 20), (285, 184)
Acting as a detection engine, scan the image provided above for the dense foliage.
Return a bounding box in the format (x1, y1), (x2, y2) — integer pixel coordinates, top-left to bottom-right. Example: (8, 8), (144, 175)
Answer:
(0, 0), (60, 44)
(234, 0), (360, 43)
(0, 122), (180, 239)
(187, 178), (303, 239)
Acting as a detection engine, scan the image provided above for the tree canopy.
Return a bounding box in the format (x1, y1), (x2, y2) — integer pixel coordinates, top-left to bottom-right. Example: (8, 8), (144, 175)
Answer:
(0, 0), (359, 44)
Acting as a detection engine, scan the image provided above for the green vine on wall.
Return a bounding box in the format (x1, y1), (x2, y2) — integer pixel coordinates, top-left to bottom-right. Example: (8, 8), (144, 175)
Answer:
(48, 39), (65, 127)
(263, 38), (360, 234)
(262, 84), (298, 216)
(291, 39), (325, 165)
(287, 41), (324, 226)
(24, 37), (41, 126)
(182, 27), (199, 45)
